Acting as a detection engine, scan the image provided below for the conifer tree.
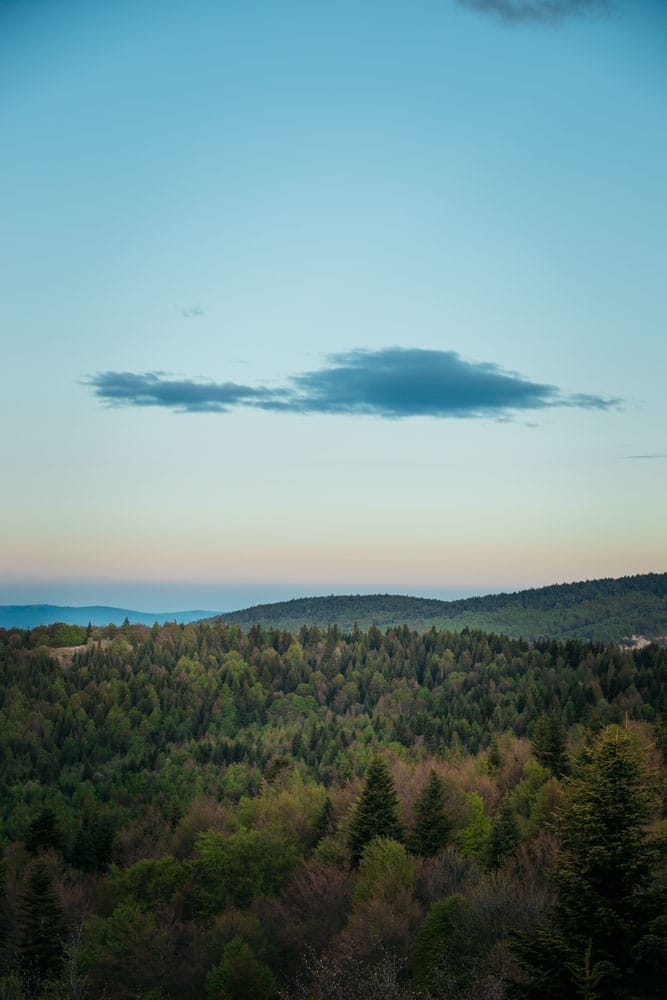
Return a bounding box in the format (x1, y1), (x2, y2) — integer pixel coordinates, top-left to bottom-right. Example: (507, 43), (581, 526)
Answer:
(19, 860), (64, 985)
(410, 770), (451, 857)
(513, 726), (665, 998)
(531, 713), (568, 778)
(25, 807), (64, 857)
(0, 848), (13, 976)
(488, 799), (520, 869)
(348, 755), (402, 867)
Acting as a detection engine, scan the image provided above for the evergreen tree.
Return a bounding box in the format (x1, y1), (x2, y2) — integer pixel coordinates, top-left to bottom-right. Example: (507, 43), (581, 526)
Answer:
(487, 737), (503, 774)
(410, 770), (451, 857)
(19, 860), (64, 984)
(25, 807), (64, 857)
(531, 713), (568, 778)
(513, 726), (666, 999)
(488, 799), (520, 869)
(348, 755), (402, 867)
(0, 848), (13, 976)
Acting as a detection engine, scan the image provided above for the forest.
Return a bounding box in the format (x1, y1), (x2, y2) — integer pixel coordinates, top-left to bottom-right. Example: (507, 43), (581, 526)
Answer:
(0, 617), (665, 999)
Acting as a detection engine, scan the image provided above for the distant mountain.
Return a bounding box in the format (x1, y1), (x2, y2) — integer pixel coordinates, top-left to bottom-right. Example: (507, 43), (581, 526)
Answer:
(0, 605), (218, 630)
(217, 572), (667, 644)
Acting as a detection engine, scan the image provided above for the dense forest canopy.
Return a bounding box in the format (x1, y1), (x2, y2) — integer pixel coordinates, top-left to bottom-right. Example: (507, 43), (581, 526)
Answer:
(0, 617), (665, 998)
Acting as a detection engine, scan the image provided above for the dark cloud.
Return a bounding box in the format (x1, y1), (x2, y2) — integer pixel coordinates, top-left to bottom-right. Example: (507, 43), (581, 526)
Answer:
(85, 349), (619, 419)
(85, 371), (279, 413)
(456, 0), (610, 23)
(288, 348), (561, 417)
(181, 305), (205, 318)
(622, 453), (667, 460)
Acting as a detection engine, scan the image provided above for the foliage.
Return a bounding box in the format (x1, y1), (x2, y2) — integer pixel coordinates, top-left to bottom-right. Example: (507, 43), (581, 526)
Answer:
(531, 713), (568, 778)
(348, 756), (403, 867)
(0, 616), (664, 998)
(410, 770), (451, 857)
(457, 792), (492, 863)
(353, 838), (416, 906)
(18, 860), (64, 985)
(205, 936), (278, 1000)
(513, 726), (666, 998)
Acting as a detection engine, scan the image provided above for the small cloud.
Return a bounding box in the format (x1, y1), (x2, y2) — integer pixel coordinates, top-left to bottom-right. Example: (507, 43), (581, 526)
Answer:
(84, 348), (620, 421)
(456, 0), (610, 24)
(621, 453), (667, 460)
(180, 305), (205, 318)
(84, 371), (281, 413)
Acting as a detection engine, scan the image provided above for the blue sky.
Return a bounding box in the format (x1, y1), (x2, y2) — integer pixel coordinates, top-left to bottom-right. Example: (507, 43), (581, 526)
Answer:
(1, 0), (665, 611)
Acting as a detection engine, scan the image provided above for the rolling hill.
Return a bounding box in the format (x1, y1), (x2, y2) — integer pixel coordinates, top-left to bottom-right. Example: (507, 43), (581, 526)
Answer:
(218, 572), (667, 644)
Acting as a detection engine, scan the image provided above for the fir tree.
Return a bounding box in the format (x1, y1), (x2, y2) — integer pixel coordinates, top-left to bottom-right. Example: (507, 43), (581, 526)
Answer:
(0, 848), (13, 976)
(488, 799), (520, 869)
(531, 713), (568, 778)
(410, 770), (451, 857)
(25, 807), (64, 857)
(513, 726), (665, 999)
(19, 860), (64, 984)
(348, 755), (402, 867)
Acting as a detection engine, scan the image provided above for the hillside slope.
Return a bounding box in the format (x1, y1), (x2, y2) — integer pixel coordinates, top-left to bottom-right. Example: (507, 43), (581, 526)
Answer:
(218, 572), (667, 643)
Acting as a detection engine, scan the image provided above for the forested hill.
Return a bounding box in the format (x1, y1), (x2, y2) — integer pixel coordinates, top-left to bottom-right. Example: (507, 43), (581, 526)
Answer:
(219, 572), (667, 643)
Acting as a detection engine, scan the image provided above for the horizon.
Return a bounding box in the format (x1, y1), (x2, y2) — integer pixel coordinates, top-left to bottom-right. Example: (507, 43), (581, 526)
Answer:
(1, 568), (664, 617)
(2, 0), (666, 596)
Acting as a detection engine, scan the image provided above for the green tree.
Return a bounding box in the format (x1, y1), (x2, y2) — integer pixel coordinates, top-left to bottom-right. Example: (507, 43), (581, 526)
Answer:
(412, 894), (467, 991)
(0, 849), (12, 976)
(410, 770), (451, 857)
(353, 838), (416, 906)
(205, 936), (278, 1000)
(348, 755), (402, 867)
(19, 861), (64, 985)
(488, 799), (520, 869)
(513, 725), (666, 998)
(457, 792), (492, 863)
(25, 807), (64, 856)
(531, 713), (568, 778)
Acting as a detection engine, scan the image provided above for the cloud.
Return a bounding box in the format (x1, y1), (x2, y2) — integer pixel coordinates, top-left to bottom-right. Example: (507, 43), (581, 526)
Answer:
(85, 371), (279, 413)
(621, 453), (667, 460)
(180, 305), (205, 318)
(456, 0), (610, 23)
(85, 348), (619, 420)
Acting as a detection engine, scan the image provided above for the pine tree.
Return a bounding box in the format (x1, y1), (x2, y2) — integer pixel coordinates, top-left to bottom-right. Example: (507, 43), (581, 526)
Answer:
(410, 770), (451, 857)
(348, 755), (402, 867)
(19, 860), (64, 984)
(513, 726), (665, 998)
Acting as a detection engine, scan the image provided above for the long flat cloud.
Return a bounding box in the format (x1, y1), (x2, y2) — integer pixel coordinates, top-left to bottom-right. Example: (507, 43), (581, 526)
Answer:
(86, 370), (281, 413)
(457, 0), (610, 23)
(85, 348), (619, 420)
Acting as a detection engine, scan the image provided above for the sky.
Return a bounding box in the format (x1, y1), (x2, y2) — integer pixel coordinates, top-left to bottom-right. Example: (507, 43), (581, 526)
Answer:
(1, 0), (666, 612)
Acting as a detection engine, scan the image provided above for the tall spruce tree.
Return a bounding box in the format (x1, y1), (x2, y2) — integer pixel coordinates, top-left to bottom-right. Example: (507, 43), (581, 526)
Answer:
(19, 860), (64, 985)
(513, 726), (666, 999)
(348, 755), (402, 867)
(0, 848), (12, 976)
(531, 713), (568, 778)
(411, 770), (451, 857)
